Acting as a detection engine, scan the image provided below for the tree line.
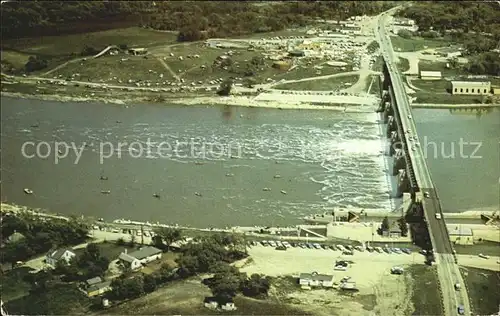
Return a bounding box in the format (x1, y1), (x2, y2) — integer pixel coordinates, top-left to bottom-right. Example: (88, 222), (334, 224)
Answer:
(0, 213), (89, 267)
(1, 1), (397, 41)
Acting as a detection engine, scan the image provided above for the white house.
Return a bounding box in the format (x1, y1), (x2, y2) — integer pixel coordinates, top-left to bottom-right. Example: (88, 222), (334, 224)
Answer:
(299, 272), (334, 288)
(46, 248), (76, 267)
(118, 246), (162, 271)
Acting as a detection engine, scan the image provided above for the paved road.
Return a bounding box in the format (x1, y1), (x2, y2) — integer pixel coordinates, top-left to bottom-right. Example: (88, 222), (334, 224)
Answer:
(376, 10), (472, 316)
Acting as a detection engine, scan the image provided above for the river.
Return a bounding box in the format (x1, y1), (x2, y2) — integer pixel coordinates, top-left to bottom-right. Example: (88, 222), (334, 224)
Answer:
(0, 97), (498, 227)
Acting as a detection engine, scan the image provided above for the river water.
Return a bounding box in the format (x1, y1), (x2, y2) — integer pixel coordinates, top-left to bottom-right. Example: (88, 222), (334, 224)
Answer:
(1, 97), (498, 227)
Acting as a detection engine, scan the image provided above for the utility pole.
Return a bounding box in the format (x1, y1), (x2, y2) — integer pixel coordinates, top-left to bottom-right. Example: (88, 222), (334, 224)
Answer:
(140, 225), (144, 245)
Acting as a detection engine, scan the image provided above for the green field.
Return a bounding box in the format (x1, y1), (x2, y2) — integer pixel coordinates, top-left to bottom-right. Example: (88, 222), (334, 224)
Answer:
(47, 54), (174, 83)
(460, 267), (500, 315)
(275, 63), (350, 81)
(454, 240), (500, 257)
(413, 92), (483, 104)
(2, 27), (177, 57)
(418, 61), (470, 78)
(273, 74), (359, 91)
(406, 265), (443, 316)
(411, 79), (451, 93)
(390, 36), (453, 52)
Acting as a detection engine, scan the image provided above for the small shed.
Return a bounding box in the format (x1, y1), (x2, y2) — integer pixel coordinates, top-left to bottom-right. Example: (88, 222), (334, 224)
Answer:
(128, 48), (148, 56)
(419, 71), (442, 80)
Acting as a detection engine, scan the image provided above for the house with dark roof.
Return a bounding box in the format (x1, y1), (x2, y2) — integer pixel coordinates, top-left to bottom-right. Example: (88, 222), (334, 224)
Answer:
(80, 276), (112, 297)
(118, 246), (162, 271)
(46, 248), (76, 267)
(299, 271), (334, 288)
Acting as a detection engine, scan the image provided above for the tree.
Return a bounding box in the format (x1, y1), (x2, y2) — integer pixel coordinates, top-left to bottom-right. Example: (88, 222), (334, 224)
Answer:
(25, 55), (48, 72)
(381, 216), (390, 232)
(217, 79), (233, 96)
(143, 274), (157, 293)
(153, 227), (182, 251)
(397, 29), (412, 39)
(398, 217), (409, 237)
(241, 274), (271, 298)
(207, 270), (243, 302)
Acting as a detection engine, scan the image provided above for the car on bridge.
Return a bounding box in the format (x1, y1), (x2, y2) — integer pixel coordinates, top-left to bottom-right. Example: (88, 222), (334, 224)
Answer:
(435, 213), (442, 220)
(457, 305), (465, 315)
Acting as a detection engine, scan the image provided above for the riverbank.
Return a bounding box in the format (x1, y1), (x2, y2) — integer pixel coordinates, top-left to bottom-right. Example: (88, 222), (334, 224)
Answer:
(1, 91), (376, 112)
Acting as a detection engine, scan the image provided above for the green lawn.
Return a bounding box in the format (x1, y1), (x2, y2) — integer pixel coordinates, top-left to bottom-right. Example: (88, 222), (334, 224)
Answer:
(2, 27), (177, 57)
(460, 267), (500, 315)
(0, 267), (34, 302)
(273, 74), (359, 91)
(411, 79), (451, 93)
(47, 54), (172, 83)
(406, 265), (443, 316)
(390, 36), (453, 52)
(418, 61), (470, 78)
(274, 62), (350, 81)
(5, 283), (91, 315)
(372, 55), (384, 72)
(413, 92), (483, 104)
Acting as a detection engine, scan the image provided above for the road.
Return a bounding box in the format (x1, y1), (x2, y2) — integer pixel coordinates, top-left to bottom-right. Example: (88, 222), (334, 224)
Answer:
(375, 10), (472, 316)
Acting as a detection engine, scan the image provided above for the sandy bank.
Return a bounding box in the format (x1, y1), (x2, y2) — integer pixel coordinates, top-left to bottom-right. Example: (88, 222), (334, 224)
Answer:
(1, 91), (375, 112)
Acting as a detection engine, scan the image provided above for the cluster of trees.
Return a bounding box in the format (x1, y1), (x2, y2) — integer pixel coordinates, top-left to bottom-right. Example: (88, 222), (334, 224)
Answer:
(398, 2), (500, 37)
(1, 1), (396, 41)
(205, 264), (271, 303)
(53, 243), (109, 281)
(467, 52), (500, 76)
(24, 56), (48, 72)
(110, 262), (176, 300)
(0, 214), (88, 267)
(378, 216), (408, 237)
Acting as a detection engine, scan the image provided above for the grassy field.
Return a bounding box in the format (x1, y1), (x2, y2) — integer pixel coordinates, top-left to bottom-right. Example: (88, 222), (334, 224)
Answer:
(418, 61), (470, 78)
(47, 54), (174, 83)
(413, 92), (483, 104)
(372, 55), (384, 72)
(411, 79), (450, 93)
(275, 62), (350, 81)
(0, 267), (34, 302)
(273, 74), (359, 91)
(406, 265), (443, 316)
(390, 36), (453, 52)
(397, 57), (410, 72)
(2, 27), (177, 57)
(460, 267), (500, 315)
(5, 283), (92, 315)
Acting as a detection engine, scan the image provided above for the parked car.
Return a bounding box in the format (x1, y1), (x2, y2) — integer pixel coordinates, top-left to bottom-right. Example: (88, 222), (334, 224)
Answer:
(298, 243), (306, 248)
(345, 245), (353, 251)
(329, 245), (337, 250)
(306, 243), (314, 249)
(342, 250), (354, 256)
(321, 244), (330, 250)
(392, 248), (402, 254)
(276, 245), (287, 251)
(313, 243), (322, 249)
(374, 247), (383, 253)
(383, 247), (392, 254)
(334, 265), (347, 271)
(366, 246), (374, 252)
(261, 240), (269, 246)
(337, 245), (345, 251)
(402, 248), (411, 254)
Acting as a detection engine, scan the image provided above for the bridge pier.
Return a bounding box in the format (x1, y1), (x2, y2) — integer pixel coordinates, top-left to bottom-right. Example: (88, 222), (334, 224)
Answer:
(392, 149), (406, 176)
(396, 169), (410, 197)
(386, 115), (396, 138)
(389, 131), (401, 156)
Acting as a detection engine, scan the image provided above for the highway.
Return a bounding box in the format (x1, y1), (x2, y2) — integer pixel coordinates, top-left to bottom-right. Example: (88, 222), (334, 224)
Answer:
(375, 11), (472, 316)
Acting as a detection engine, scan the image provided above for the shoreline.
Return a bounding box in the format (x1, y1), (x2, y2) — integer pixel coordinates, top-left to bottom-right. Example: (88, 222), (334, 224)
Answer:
(0, 91), (376, 112)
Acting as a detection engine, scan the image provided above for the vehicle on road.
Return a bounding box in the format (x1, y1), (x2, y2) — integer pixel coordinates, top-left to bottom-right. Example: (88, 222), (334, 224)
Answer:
(275, 245), (287, 251)
(343, 250), (354, 256)
(457, 305), (465, 315)
(478, 253), (490, 259)
(402, 248), (411, 254)
(313, 243), (322, 249)
(435, 213), (442, 219)
(454, 283), (461, 291)
(424, 192), (430, 198)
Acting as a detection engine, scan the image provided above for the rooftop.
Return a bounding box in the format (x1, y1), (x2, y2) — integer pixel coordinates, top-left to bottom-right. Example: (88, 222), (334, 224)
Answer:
(450, 81), (490, 86)
(448, 226), (473, 236)
(47, 248), (74, 260)
(128, 246), (162, 260)
(87, 281), (111, 292)
(420, 71), (442, 77)
(86, 276), (103, 286)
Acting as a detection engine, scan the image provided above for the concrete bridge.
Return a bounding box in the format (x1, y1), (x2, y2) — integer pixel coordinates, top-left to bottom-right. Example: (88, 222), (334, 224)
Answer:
(375, 10), (471, 316)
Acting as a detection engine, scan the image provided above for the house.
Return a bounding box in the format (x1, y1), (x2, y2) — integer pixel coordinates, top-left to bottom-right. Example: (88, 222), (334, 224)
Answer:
(492, 88), (500, 95)
(299, 272), (334, 288)
(46, 248), (76, 267)
(450, 81), (491, 95)
(118, 246), (162, 271)
(128, 48), (147, 56)
(419, 71), (442, 80)
(448, 226), (474, 245)
(5, 231), (26, 244)
(81, 276), (112, 297)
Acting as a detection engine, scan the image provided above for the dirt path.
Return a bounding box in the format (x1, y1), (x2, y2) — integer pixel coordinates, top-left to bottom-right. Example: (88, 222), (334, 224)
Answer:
(156, 56), (180, 82)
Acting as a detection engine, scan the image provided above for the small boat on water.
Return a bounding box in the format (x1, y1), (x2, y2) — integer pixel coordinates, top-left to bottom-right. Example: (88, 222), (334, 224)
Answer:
(116, 120), (122, 123)
(280, 190), (287, 195)
(263, 188), (271, 191)
(153, 193), (160, 198)
(23, 188), (33, 194)
(58, 150), (63, 154)
(225, 173), (234, 177)
(100, 176), (108, 180)
(31, 124), (39, 128)
(194, 161), (204, 165)
(101, 190), (111, 194)
(194, 192), (202, 197)
(274, 175), (281, 179)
